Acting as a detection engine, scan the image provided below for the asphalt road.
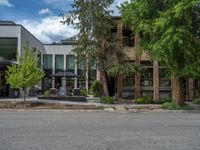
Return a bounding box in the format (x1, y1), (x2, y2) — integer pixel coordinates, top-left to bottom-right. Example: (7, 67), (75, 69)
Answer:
(0, 111), (200, 150)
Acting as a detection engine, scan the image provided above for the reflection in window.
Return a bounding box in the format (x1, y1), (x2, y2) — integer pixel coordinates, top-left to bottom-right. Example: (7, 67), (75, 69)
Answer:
(66, 55), (75, 72)
(43, 54), (52, 69)
(0, 38), (17, 61)
(55, 55), (64, 70)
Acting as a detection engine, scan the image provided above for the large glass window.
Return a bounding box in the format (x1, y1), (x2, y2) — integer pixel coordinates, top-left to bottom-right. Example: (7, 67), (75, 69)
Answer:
(66, 55), (75, 72)
(0, 38), (17, 61)
(43, 54), (52, 69)
(55, 55), (64, 70)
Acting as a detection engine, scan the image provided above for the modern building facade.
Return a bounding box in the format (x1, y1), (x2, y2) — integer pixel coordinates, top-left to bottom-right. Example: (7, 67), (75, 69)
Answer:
(0, 20), (196, 101)
(0, 21), (96, 97)
(0, 21), (44, 97)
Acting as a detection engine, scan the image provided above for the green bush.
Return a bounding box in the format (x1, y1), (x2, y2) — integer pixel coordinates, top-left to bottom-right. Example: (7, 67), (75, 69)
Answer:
(193, 98), (200, 104)
(44, 90), (51, 97)
(80, 87), (87, 96)
(101, 96), (114, 104)
(161, 102), (194, 110)
(153, 98), (172, 104)
(135, 97), (153, 104)
(90, 80), (100, 97)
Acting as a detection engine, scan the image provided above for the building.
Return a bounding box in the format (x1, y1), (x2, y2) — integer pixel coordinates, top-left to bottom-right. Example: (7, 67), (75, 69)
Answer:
(0, 21), (96, 97)
(0, 20), (196, 101)
(107, 18), (195, 101)
(0, 21), (44, 97)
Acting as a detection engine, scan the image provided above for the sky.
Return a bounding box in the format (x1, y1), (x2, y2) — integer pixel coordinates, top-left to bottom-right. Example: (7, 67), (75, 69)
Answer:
(0, 0), (129, 44)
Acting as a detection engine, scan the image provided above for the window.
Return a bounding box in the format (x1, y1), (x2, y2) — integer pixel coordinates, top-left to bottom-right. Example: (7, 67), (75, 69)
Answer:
(159, 68), (171, 87)
(43, 54), (52, 69)
(0, 38), (17, 61)
(55, 55), (64, 70)
(141, 68), (153, 86)
(123, 30), (134, 47)
(66, 55), (75, 72)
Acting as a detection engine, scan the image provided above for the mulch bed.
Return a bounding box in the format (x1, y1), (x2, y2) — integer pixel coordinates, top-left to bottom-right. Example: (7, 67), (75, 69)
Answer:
(0, 101), (101, 110)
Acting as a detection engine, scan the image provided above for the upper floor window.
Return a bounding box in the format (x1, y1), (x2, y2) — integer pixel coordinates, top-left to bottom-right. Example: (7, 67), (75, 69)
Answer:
(66, 55), (75, 71)
(55, 55), (64, 70)
(0, 38), (17, 61)
(123, 30), (134, 47)
(43, 54), (52, 69)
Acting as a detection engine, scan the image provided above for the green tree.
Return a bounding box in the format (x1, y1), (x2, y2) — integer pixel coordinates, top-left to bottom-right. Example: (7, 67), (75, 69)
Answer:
(62, 0), (137, 96)
(5, 48), (45, 101)
(120, 0), (200, 105)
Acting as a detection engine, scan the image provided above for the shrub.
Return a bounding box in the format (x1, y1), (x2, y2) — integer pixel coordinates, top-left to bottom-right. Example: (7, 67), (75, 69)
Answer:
(153, 98), (172, 104)
(161, 102), (194, 110)
(44, 90), (51, 97)
(90, 80), (100, 97)
(80, 87), (87, 96)
(101, 96), (114, 104)
(135, 97), (153, 104)
(193, 98), (200, 105)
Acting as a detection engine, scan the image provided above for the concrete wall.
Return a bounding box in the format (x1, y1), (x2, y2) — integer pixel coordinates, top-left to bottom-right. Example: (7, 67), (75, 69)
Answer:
(21, 27), (44, 56)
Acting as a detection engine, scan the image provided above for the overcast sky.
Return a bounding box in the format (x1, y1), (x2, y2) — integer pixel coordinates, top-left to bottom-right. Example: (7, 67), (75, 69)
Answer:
(0, 0), (129, 44)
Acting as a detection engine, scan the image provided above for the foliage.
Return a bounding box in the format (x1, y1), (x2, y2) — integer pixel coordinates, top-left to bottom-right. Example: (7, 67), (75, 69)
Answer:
(90, 80), (100, 97)
(5, 48), (45, 101)
(120, 0), (200, 104)
(120, 0), (200, 77)
(44, 90), (51, 97)
(62, 0), (138, 95)
(101, 96), (114, 104)
(135, 97), (153, 104)
(80, 87), (87, 96)
(161, 102), (194, 110)
(193, 98), (200, 104)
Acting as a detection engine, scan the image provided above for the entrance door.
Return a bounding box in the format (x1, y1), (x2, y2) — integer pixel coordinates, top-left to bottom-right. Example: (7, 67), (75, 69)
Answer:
(55, 77), (62, 89)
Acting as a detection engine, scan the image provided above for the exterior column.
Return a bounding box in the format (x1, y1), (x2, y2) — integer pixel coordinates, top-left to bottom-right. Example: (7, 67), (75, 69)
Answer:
(74, 59), (78, 89)
(134, 34), (141, 99)
(96, 67), (101, 81)
(188, 78), (194, 101)
(62, 55), (66, 87)
(116, 20), (123, 98)
(153, 61), (159, 100)
(52, 54), (55, 88)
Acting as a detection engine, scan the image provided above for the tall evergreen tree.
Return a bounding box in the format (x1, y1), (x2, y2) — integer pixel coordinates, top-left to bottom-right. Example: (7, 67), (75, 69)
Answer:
(63, 0), (137, 96)
(121, 0), (200, 105)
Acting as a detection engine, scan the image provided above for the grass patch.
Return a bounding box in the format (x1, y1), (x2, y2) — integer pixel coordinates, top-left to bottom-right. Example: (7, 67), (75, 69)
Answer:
(100, 96), (114, 104)
(161, 102), (194, 110)
(193, 98), (200, 105)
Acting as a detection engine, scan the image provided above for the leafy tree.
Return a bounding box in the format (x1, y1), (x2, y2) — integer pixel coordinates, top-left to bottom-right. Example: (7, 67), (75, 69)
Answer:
(5, 48), (45, 101)
(120, 0), (200, 105)
(62, 0), (137, 96)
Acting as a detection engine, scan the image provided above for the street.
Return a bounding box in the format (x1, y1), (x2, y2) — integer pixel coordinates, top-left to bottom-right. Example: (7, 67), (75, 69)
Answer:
(0, 111), (200, 150)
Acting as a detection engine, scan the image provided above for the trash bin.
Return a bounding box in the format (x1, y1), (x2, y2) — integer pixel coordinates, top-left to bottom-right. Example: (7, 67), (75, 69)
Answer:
(73, 88), (80, 96)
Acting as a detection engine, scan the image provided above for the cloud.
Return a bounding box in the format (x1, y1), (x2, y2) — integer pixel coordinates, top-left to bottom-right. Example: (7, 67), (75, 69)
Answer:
(38, 8), (51, 15)
(17, 16), (78, 44)
(0, 0), (14, 7)
(110, 0), (130, 15)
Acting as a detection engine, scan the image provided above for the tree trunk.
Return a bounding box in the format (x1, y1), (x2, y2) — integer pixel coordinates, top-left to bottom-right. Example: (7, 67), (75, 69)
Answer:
(23, 87), (26, 102)
(99, 65), (109, 96)
(172, 77), (185, 106)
